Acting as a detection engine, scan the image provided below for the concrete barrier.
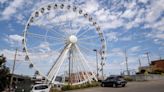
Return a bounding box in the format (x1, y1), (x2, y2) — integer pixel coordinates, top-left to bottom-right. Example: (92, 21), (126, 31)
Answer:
(130, 74), (164, 81)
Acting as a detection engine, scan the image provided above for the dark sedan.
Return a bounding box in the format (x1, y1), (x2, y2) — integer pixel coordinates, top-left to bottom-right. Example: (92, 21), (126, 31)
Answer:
(101, 76), (127, 87)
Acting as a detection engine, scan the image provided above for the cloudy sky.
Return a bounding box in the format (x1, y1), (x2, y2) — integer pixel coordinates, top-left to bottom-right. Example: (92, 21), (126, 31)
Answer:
(0, 0), (164, 76)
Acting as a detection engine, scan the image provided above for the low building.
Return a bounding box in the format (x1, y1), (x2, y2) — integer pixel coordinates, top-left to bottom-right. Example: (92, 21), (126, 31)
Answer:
(7, 74), (32, 91)
(138, 66), (152, 73)
(151, 59), (164, 72)
(138, 59), (164, 74)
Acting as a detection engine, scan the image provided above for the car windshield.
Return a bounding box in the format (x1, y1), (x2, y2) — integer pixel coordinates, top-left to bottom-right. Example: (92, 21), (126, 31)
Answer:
(118, 77), (124, 81)
(34, 85), (48, 90)
(106, 76), (124, 81)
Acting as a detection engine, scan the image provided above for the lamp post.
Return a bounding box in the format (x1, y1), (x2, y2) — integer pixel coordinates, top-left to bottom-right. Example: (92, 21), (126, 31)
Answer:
(93, 49), (99, 79)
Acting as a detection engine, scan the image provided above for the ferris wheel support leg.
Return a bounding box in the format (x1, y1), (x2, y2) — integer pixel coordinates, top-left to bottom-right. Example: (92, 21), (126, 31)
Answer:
(78, 59), (89, 83)
(76, 48), (91, 83)
(74, 46), (92, 84)
(48, 43), (72, 84)
(75, 49), (90, 82)
(75, 45), (98, 82)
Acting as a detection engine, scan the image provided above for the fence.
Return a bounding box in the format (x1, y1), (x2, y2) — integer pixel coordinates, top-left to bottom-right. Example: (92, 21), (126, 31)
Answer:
(130, 74), (164, 81)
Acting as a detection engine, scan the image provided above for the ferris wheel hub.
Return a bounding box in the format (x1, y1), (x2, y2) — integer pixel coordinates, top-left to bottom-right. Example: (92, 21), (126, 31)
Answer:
(69, 35), (77, 43)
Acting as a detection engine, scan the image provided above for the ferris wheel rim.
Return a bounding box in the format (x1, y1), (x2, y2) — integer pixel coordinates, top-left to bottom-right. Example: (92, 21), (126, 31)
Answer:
(22, 2), (107, 85)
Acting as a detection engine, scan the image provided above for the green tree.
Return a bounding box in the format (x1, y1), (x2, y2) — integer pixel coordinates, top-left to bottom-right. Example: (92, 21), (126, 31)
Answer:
(0, 54), (10, 91)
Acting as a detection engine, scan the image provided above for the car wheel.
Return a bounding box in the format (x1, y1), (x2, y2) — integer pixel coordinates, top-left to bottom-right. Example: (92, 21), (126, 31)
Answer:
(122, 84), (125, 87)
(113, 84), (117, 88)
(101, 83), (105, 87)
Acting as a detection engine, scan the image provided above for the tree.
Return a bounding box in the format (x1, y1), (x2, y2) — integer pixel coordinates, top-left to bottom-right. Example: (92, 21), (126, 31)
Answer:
(0, 54), (10, 91)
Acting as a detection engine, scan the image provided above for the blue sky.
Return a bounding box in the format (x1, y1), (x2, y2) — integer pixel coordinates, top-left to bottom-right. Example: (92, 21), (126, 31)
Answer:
(0, 0), (164, 77)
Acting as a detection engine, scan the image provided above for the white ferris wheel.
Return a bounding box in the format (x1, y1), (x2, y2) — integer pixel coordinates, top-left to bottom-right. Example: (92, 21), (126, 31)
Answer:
(22, 2), (107, 85)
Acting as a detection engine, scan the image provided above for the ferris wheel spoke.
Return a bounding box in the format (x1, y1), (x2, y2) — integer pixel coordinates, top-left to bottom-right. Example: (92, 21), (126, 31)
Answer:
(75, 44), (97, 81)
(40, 24), (67, 40)
(48, 41), (65, 47)
(75, 46), (92, 82)
(75, 52), (88, 82)
(78, 41), (99, 48)
(46, 27), (66, 39)
(79, 35), (99, 41)
(69, 46), (87, 83)
(64, 11), (73, 36)
(50, 10), (72, 37)
(74, 24), (83, 36)
(78, 41), (99, 53)
(27, 32), (65, 41)
(34, 16), (67, 40)
(74, 50), (85, 83)
(77, 45), (94, 56)
(78, 54), (92, 82)
(72, 53), (79, 82)
(77, 26), (93, 38)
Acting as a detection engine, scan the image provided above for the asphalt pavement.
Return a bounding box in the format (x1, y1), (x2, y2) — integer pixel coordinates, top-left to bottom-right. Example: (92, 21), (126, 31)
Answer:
(65, 79), (164, 92)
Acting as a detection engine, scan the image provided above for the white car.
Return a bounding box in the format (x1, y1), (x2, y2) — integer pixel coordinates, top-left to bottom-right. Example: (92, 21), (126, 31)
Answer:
(31, 84), (50, 92)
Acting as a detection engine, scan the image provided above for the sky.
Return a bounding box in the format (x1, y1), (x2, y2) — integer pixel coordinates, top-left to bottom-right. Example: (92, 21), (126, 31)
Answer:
(0, 0), (164, 77)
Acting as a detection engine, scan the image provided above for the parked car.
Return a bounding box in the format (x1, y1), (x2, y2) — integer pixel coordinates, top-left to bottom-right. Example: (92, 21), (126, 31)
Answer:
(31, 84), (50, 92)
(101, 75), (127, 87)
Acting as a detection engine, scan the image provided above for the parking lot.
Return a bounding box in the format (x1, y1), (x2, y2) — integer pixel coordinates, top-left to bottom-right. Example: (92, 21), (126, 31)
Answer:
(65, 79), (164, 92)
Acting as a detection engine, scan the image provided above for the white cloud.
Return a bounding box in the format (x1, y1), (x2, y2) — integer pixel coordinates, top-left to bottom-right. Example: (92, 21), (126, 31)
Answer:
(0, 49), (25, 61)
(0, 0), (7, 3)
(120, 35), (132, 41)
(106, 32), (119, 42)
(4, 34), (23, 45)
(1, 0), (25, 20)
(83, 0), (99, 13)
(129, 46), (141, 53)
(108, 48), (124, 58)
(37, 42), (51, 53)
(145, 0), (164, 23)
(138, 0), (148, 3)
(146, 30), (164, 40)
(121, 9), (136, 19)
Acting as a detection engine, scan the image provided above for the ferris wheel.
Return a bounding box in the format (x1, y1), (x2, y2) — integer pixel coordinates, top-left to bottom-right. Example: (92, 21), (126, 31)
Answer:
(22, 2), (106, 85)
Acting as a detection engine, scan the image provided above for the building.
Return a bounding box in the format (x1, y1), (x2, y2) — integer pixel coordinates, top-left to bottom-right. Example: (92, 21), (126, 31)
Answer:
(138, 59), (164, 74)
(7, 74), (32, 91)
(138, 66), (152, 73)
(65, 72), (95, 84)
(151, 59), (164, 72)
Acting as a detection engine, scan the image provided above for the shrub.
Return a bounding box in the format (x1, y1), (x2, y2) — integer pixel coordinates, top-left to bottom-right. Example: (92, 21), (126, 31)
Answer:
(61, 81), (99, 91)
(124, 76), (133, 81)
(50, 88), (62, 92)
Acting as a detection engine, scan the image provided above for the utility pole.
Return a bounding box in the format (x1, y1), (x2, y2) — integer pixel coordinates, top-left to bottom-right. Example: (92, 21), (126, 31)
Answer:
(138, 58), (141, 68)
(93, 49), (99, 79)
(158, 52), (162, 60)
(124, 49), (129, 75)
(10, 48), (18, 91)
(145, 52), (150, 65)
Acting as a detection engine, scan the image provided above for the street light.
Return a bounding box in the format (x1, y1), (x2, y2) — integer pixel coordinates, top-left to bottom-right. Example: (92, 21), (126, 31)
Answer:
(93, 49), (99, 79)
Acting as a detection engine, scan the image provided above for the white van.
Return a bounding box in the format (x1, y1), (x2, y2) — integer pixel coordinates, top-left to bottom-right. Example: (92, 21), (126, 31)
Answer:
(31, 84), (50, 92)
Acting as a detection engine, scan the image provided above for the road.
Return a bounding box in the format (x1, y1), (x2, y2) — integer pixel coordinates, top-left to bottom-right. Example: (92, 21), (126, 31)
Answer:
(65, 79), (164, 92)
